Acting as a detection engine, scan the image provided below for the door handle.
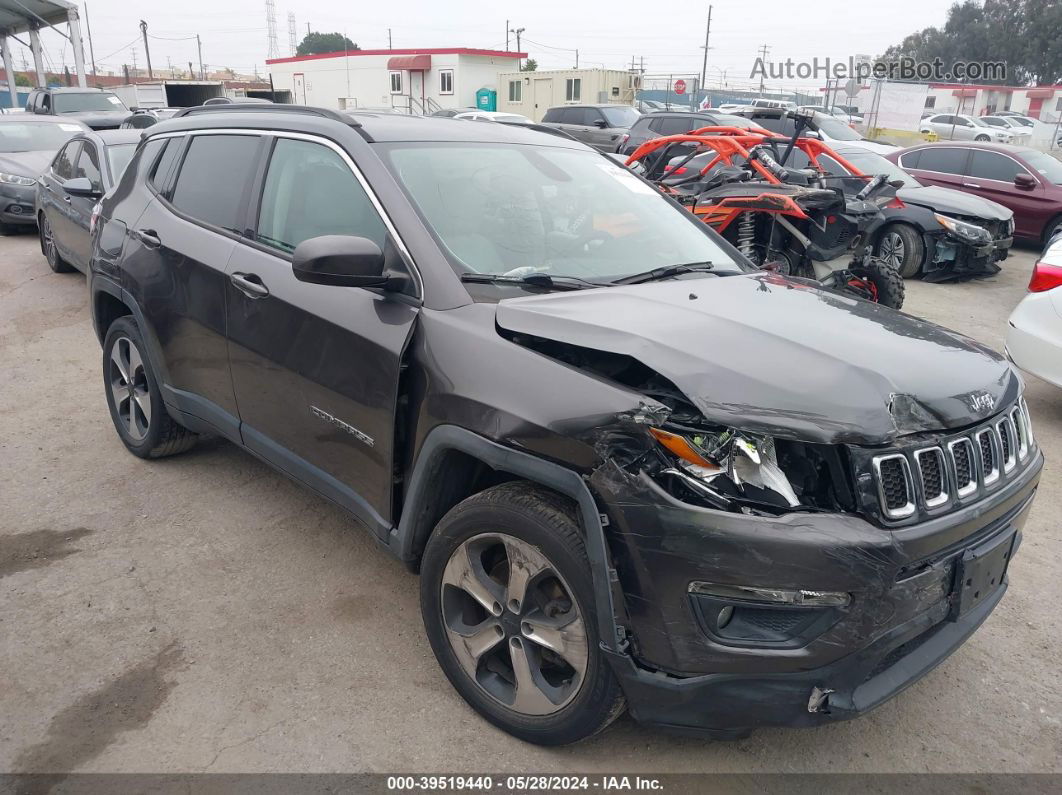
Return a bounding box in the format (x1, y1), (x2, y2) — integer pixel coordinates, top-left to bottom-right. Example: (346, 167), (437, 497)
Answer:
(230, 272), (269, 298)
(63, 195), (72, 203)
(135, 228), (161, 248)
(962, 182), (982, 189)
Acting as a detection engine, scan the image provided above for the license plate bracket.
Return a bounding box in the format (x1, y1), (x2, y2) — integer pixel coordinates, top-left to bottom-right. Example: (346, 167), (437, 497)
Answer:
(952, 530), (1016, 619)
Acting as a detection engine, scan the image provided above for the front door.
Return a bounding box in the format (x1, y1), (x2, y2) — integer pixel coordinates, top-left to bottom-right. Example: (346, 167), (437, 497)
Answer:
(964, 150), (1049, 239)
(225, 134), (418, 536)
(68, 140), (104, 267)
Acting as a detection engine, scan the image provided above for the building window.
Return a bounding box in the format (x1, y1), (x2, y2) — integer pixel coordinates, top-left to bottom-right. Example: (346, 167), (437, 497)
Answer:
(439, 69), (453, 95)
(508, 80), (522, 102)
(389, 71), (403, 94)
(565, 78), (581, 102)
(924, 96), (936, 108)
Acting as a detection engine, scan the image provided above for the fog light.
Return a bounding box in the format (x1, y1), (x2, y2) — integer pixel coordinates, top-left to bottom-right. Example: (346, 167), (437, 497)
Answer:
(689, 581), (851, 607)
(716, 605), (734, 628)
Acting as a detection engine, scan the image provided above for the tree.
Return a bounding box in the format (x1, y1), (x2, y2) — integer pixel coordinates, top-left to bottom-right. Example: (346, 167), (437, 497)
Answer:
(296, 32), (359, 57)
(14, 73), (31, 87)
(881, 0), (1060, 85)
(520, 58), (538, 72)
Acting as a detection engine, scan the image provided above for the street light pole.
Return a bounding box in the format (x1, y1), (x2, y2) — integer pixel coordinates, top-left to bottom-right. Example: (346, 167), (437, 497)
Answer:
(699, 4), (712, 101)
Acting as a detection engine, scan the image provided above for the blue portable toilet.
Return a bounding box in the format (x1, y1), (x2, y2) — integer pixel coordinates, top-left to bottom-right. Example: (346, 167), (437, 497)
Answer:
(476, 88), (497, 112)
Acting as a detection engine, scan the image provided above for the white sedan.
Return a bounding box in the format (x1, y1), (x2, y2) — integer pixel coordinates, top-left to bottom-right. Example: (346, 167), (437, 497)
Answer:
(1006, 235), (1062, 388)
(453, 111), (531, 124)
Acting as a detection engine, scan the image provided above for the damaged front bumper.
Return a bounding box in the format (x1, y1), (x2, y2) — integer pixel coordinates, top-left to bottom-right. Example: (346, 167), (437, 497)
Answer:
(593, 448), (1041, 737)
(923, 228), (1013, 283)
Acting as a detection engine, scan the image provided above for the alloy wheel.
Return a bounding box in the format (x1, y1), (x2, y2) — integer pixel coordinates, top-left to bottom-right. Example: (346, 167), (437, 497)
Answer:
(41, 216), (57, 267)
(108, 336), (152, 442)
(879, 232), (906, 270)
(439, 532), (589, 716)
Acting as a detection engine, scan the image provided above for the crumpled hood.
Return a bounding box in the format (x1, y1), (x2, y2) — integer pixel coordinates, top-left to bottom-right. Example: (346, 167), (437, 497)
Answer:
(898, 185), (1013, 222)
(495, 273), (1019, 445)
(0, 150), (53, 180)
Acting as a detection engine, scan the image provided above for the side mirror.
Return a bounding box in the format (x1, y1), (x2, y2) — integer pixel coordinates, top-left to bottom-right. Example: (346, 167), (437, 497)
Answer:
(593, 119), (608, 128)
(63, 177), (101, 197)
(1015, 173), (1037, 190)
(292, 235), (389, 288)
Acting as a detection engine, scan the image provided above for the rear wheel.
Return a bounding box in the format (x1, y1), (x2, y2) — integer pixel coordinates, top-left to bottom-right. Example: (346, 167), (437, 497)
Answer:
(1044, 215), (1062, 245)
(103, 316), (197, 459)
(875, 224), (924, 278)
(848, 258), (906, 309)
(39, 213), (73, 273)
(420, 482), (625, 746)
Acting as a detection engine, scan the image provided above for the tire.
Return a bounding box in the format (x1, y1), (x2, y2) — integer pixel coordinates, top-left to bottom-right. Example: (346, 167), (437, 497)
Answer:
(1043, 215), (1062, 245)
(102, 316), (197, 459)
(875, 224), (924, 278)
(975, 134), (990, 142)
(850, 257), (906, 309)
(39, 212), (73, 273)
(420, 481), (625, 746)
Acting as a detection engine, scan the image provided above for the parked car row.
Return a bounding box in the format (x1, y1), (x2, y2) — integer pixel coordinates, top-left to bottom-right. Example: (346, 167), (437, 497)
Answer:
(61, 103), (1039, 747)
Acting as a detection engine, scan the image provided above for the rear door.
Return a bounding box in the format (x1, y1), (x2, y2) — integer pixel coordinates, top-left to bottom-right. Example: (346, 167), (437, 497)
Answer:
(224, 133), (419, 537)
(40, 140), (79, 253)
(122, 132), (265, 435)
(899, 145), (970, 191)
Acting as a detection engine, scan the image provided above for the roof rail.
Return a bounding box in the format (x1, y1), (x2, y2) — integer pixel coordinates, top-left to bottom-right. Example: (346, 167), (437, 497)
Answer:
(172, 104), (360, 127)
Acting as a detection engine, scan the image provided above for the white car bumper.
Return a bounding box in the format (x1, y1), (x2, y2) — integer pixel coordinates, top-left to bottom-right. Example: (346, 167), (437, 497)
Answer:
(1006, 289), (1062, 388)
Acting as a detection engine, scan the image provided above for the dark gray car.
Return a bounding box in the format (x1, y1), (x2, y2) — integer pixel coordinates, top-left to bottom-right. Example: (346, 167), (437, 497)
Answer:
(617, 111), (766, 154)
(540, 104), (641, 152)
(25, 87), (131, 130)
(0, 115), (90, 233)
(36, 129), (140, 273)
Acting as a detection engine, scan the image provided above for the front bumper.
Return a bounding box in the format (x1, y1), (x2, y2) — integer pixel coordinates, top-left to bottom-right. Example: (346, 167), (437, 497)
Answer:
(923, 229), (1013, 282)
(0, 183), (38, 225)
(592, 448), (1041, 736)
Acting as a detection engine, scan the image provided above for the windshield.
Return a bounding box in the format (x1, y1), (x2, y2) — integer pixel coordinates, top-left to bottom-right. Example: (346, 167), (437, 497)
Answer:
(0, 121), (83, 152)
(601, 106), (641, 127)
(106, 143), (137, 180)
(384, 143), (741, 282)
(813, 114), (861, 140)
(1023, 151), (1062, 185)
(833, 148), (921, 186)
(53, 92), (127, 113)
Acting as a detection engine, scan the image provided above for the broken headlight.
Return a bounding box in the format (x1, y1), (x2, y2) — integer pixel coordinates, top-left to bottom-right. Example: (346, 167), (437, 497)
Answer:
(934, 213), (992, 244)
(649, 427), (801, 510)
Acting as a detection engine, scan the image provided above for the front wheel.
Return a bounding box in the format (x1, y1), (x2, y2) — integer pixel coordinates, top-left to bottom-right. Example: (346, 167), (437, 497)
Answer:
(975, 134), (990, 142)
(847, 258), (906, 309)
(875, 224), (924, 278)
(420, 482), (625, 746)
(39, 213), (73, 273)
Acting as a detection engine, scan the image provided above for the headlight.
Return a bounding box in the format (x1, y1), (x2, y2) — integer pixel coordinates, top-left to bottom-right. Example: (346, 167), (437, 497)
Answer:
(934, 213), (992, 244)
(0, 172), (36, 186)
(649, 427), (801, 507)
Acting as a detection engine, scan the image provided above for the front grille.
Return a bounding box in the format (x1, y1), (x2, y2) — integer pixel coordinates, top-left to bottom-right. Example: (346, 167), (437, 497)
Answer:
(869, 401), (1035, 522)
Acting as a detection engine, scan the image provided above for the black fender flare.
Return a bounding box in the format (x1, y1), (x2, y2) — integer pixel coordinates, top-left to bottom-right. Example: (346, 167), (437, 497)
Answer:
(392, 423), (626, 653)
(89, 273), (173, 390)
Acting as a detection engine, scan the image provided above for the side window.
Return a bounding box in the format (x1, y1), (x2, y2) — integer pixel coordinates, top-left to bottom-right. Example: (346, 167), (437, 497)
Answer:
(256, 137), (387, 255)
(170, 134), (262, 231)
(646, 117), (663, 133)
(541, 108), (561, 123)
(583, 108), (605, 126)
(817, 154), (848, 175)
(560, 108), (584, 124)
(40, 93), (51, 112)
(898, 149), (922, 169)
(150, 138), (182, 192)
(916, 147), (969, 174)
(658, 116), (694, 135)
(52, 142), (79, 180)
(967, 151), (1025, 182)
(74, 143), (103, 191)
(25, 92), (35, 111)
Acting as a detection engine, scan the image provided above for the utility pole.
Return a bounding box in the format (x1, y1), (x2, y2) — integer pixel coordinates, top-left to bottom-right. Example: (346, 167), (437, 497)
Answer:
(139, 20), (153, 79)
(505, 20), (509, 51)
(84, 2), (98, 78)
(306, 22), (311, 36)
(131, 46), (137, 78)
(699, 4), (712, 97)
(757, 43), (770, 94)
(510, 26), (524, 68)
(197, 34), (204, 80)
(388, 28), (392, 49)
(575, 49), (578, 69)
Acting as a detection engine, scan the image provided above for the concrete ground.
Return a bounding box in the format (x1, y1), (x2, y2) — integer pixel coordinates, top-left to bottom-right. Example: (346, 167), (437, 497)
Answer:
(1, 230), (1059, 775)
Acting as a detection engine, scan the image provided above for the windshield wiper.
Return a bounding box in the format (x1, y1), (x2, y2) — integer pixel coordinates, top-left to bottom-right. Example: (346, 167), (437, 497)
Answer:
(610, 262), (716, 285)
(459, 272), (599, 291)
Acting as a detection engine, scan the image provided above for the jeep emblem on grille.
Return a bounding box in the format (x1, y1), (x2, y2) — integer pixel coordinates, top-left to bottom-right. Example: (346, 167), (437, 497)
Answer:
(967, 391), (995, 413)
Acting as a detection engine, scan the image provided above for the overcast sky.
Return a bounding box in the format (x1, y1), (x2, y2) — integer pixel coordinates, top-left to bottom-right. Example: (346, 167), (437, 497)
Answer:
(19, 0), (959, 90)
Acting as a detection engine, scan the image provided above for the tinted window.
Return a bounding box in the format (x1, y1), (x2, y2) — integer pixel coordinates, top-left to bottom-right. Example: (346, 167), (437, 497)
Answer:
(1023, 151), (1062, 185)
(52, 142), (79, 180)
(983, 118), (1005, 127)
(170, 135), (261, 231)
(967, 151), (1025, 182)
(150, 138), (182, 190)
(913, 147), (968, 174)
(542, 108), (563, 123)
(74, 142), (103, 191)
(600, 106), (640, 127)
(106, 143), (137, 181)
(897, 149), (921, 169)
(256, 138), (386, 254)
(657, 116), (694, 135)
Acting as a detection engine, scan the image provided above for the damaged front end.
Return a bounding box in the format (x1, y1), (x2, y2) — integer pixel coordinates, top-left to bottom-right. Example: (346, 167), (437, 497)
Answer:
(923, 213), (1014, 282)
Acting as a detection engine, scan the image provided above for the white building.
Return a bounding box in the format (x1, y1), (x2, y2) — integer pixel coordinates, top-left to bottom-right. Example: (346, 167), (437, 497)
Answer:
(265, 47), (525, 113)
(496, 68), (637, 122)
